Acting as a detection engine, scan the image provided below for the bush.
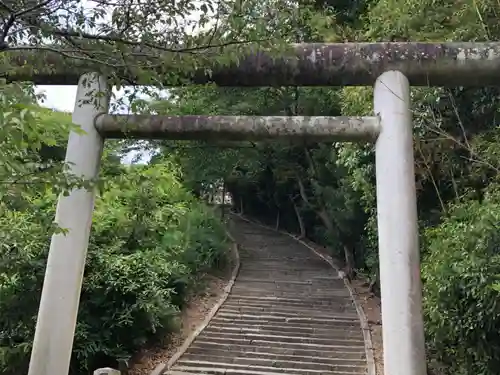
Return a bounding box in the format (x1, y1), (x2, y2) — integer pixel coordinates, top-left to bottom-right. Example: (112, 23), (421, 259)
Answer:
(0, 197), (54, 375)
(422, 185), (500, 375)
(0, 162), (229, 375)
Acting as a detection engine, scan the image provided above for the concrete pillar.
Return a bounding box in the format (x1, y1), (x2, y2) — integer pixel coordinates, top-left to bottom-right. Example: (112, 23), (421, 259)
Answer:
(28, 73), (109, 375)
(373, 71), (427, 375)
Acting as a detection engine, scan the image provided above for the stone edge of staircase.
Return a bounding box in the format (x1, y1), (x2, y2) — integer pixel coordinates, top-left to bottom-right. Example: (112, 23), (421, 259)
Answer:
(150, 226), (241, 375)
(234, 213), (377, 375)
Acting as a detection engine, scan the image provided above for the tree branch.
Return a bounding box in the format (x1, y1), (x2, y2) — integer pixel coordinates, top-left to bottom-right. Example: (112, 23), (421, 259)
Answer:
(14, 0), (54, 18)
(49, 28), (270, 54)
(1, 0), (270, 57)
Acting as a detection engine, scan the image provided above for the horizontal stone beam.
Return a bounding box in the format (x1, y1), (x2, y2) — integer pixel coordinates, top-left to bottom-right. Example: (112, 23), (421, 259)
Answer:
(94, 115), (380, 141)
(5, 43), (500, 86)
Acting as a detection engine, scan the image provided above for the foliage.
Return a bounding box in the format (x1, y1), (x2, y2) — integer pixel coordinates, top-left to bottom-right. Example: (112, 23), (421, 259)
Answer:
(0, 97), (229, 374)
(0, 83), (84, 198)
(1, 0), (308, 97)
(73, 162), (229, 372)
(422, 185), (500, 375)
(363, 0), (500, 41)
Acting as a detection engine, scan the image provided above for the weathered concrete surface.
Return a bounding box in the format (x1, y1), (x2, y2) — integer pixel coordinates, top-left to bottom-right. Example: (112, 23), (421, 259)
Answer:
(94, 114), (380, 141)
(163, 217), (369, 375)
(5, 43), (500, 86)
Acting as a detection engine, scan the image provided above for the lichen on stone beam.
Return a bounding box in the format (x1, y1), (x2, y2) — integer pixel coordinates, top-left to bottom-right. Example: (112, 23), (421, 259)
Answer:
(94, 115), (381, 142)
(5, 42), (500, 86)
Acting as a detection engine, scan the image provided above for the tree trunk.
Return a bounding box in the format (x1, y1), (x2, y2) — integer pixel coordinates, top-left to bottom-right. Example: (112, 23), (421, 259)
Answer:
(342, 245), (355, 280)
(296, 175), (355, 279)
(275, 210), (280, 231)
(368, 270), (380, 295)
(239, 197), (244, 214)
(316, 208), (355, 280)
(220, 182), (226, 220)
(291, 197), (305, 238)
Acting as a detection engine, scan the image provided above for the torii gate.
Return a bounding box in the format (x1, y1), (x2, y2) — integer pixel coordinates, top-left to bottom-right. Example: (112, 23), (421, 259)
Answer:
(6, 42), (500, 375)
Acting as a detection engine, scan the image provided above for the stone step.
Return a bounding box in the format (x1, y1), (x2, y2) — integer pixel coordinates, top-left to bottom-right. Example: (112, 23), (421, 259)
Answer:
(175, 358), (366, 374)
(181, 351), (366, 366)
(192, 335), (365, 349)
(203, 324), (364, 339)
(169, 363), (364, 375)
(226, 295), (355, 306)
(210, 316), (361, 329)
(229, 288), (351, 298)
(214, 311), (361, 322)
(220, 302), (357, 315)
(162, 219), (370, 375)
(232, 285), (343, 294)
(188, 341), (366, 358)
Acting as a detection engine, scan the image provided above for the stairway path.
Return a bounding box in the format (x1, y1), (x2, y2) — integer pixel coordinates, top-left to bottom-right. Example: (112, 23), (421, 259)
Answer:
(163, 216), (371, 375)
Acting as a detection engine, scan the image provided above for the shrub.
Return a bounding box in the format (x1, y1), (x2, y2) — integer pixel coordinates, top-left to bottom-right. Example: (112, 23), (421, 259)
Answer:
(0, 199), (53, 375)
(422, 185), (500, 375)
(0, 162), (229, 375)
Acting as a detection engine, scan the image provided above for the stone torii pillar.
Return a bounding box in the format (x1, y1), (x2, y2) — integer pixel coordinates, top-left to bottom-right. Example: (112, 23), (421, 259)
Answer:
(27, 73), (109, 375)
(374, 70), (426, 375)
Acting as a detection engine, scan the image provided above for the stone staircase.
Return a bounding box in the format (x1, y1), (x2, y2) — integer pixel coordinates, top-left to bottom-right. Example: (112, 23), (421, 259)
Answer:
(164, 217), (369, 375)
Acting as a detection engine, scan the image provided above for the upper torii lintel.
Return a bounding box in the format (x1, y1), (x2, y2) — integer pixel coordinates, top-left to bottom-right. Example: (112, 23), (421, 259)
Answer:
(4, 42), (500, 87)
